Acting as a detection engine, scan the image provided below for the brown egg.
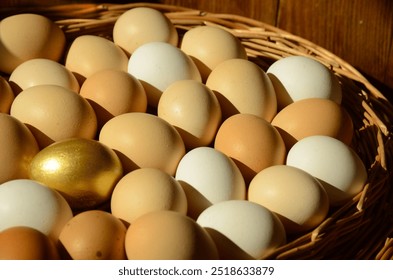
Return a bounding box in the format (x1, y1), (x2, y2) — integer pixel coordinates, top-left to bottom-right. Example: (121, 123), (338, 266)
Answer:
(157, 80), (222, 149)
(0, 76), (14, 113)
(206, 59), (277, 121)
(65, 35), (129, 83)
(125, 210), (218, 260)
(9, 58), (80, 95)
(58, 210), (127, 260)
(0, 226), (60, 260)
(79, 69), (147, 129)
(0, 113), (39, 184)
(0, 13), (66, 74)
(180, 25), (247, 81)
(10, 84), (97, 149)
(99, 112), (185, 175)
(214, 113), (286, 184)
(111, 168), (187, 225)
(271, 98), (354, 150)
(113, 7), (178, 56)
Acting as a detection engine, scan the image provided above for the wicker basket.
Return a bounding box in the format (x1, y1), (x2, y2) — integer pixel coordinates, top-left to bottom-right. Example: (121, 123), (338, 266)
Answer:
(1, 2), (393, 260)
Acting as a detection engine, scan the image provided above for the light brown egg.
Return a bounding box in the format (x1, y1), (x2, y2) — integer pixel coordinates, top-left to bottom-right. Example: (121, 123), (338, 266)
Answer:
(124, 210), (218, 260)
(0, 76), (14, 113)
(180, 25), (247, 81)
(214, 113), (286, 184)
(113, 7), (178, 56)
(111, 168), (187, 225)
(65, 35), (129, 83)
(0, 226), (60, 260)
(79, 69), (147, 129)
(206, 59), (277, 121)
(10, 84), (97, 149)
(248, 165), (329, 234)
(58, 210), (127, 260)
(99, 112), (185, 175)
(157, 80), (222, 149)
(9, 58), (80, 95)
(0, 13), (66, 74)
(29, 138), (123, 211)
(271, 98), (354, 150)
(0, 113), (39, 184)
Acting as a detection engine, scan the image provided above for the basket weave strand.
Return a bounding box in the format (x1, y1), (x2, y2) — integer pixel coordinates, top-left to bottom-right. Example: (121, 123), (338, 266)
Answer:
(1, 2), (393, 260)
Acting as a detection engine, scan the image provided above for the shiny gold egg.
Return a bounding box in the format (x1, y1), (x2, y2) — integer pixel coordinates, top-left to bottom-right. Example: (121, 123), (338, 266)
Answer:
(29, 138), (123, 210)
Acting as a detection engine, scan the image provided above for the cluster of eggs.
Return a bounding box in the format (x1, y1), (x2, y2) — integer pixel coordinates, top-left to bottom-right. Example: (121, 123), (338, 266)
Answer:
(0, 7), (368, 260)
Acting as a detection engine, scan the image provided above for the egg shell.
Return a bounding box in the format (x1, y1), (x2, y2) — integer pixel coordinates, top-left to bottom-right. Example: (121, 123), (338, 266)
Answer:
(0, 76), (14, 113)
(99, 112), (185, 175)
(177, 180), (212, 220)
(9, 58), (80, 94)
(0, 113), (39, 183)
(10, 84), (97, 149)
(267, 55), (342, 110)
(271, 98), (354, 150)
(175, 147), (246, 205)
(113, 7), (178, 56)
(196, 200), (286, 259)
(0, 179), (73, 241)
(65, 35), (129, 83)
(128, 42), (201, 107)
(286, 135), (368, 206)
(180, 25), (247, 81)
(125, 210), (219, 260)
(0, 13), (66, 74)
(58, 210), (127, 260)
(248, 165), (329, 234)
(214, 113), (286, 184)
(0, 226), (60, 260)
(110, 168), (187, 225)
(79, 69), (147, 129)
(206, 58), (277, 121)
(157, 80), (222, 149)
(29, 138), (123, 210)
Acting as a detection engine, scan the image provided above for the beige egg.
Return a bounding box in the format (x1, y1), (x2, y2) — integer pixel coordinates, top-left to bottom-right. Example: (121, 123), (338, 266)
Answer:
(248, 165), (329, 234)
(157, 80), (222, 149)
(0, 76), (14, 113)
(9, 58), (80, 94)
(111, 168), (187, 225)
(65, 35), (128, 83)
(206, 59), (277, 121)
(214, 113), (286, 184)
(10, 85), (97, 149)
(58, 210), (127, 260)
(113, 7), (178, 56)
(79, 69), (147, 129)
(99, 112), (185, 175)
(271, 98), (354, 150)
(180, 25), (247, 81)
(0, 13), (66, 74)
(0, 113), (39, 184)
(124, 210), (218, 260)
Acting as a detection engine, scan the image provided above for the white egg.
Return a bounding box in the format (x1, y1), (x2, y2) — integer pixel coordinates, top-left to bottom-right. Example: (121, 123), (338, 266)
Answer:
(175, 147), (246, 205)
(197, 200), (286, 259)
(0, 179), (73, 241)
(128, 42), (201, 107)
(267, 55), (342, 109)
(286, 135), (368, 206)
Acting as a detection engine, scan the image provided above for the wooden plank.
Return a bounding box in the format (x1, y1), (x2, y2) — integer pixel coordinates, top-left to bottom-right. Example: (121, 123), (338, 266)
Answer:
(276, 0), (393, 89)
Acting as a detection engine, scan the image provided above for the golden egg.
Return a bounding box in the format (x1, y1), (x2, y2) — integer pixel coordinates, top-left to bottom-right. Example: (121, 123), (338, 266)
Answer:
(29, 138), (123, 210)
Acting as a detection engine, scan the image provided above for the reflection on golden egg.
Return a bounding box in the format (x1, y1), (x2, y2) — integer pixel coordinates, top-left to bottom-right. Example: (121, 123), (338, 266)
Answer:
(29, 138), (123, 210)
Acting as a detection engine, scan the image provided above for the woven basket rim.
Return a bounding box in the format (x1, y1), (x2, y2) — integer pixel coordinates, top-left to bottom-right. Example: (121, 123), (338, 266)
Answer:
(1, 2), (393, 260)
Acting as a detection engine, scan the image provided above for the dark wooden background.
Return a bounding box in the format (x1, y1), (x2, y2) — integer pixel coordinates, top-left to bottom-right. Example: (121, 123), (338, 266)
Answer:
(1, 0), (392, 98)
